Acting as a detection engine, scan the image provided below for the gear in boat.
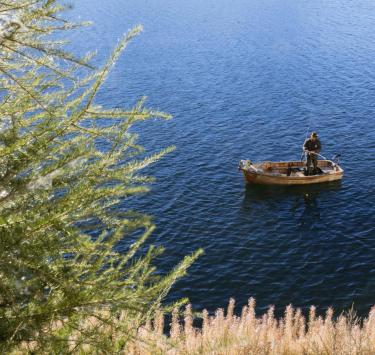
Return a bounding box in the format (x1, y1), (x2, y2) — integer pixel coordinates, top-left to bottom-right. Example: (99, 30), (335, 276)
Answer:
(238, 159), (343, 185)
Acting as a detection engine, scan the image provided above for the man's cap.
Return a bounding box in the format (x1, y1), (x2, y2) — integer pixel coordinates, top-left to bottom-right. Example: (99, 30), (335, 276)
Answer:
(311, 132), (318, 137)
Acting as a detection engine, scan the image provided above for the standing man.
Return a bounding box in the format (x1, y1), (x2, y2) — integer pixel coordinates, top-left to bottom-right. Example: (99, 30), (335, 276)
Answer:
(303, 132), (322, 175)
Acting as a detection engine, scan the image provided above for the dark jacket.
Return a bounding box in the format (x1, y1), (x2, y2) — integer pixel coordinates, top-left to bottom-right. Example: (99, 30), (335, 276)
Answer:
(303, 138), (321, 153)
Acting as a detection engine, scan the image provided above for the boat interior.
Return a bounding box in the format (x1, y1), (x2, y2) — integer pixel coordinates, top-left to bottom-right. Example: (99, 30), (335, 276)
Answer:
(254, 160), (338, 177)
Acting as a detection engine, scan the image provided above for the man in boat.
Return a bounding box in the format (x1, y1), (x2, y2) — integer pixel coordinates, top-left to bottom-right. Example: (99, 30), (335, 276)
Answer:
(303, 132), (322, 175)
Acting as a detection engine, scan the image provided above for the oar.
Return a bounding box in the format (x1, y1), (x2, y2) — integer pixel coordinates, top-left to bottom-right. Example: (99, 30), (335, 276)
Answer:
(308, 151), (344, 166)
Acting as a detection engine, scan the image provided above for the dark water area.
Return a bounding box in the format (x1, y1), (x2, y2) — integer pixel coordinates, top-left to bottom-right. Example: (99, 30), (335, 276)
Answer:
(68, 0), (375, 317)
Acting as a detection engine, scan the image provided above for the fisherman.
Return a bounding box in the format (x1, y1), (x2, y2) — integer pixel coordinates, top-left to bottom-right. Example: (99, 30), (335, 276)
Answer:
(303, 132), (321, 175)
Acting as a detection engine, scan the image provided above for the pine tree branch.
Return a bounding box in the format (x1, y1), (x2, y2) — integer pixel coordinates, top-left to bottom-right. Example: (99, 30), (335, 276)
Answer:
(0, 2), (200, 352)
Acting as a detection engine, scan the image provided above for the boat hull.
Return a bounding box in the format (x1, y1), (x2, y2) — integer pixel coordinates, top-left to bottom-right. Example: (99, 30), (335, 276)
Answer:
(242, 170), (343, 185)
(239, 160), (344, 186)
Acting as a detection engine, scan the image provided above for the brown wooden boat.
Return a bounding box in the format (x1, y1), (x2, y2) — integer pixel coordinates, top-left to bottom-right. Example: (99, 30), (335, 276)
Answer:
(238, 159), (344, 185)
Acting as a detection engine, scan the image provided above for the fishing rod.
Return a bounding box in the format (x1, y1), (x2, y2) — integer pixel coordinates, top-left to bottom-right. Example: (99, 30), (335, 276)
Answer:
(300, 125), (309, 162)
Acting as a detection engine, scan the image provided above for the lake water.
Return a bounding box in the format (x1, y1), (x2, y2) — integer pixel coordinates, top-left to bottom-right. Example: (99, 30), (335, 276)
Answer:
(69, 0), (375, 317)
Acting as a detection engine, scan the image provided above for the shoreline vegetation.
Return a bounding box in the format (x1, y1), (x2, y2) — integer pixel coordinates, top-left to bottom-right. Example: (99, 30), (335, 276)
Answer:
(15, 298), (375, 354)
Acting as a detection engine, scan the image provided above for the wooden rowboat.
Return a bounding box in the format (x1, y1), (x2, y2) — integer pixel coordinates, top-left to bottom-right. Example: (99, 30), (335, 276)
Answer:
(238, 159), (344, 185)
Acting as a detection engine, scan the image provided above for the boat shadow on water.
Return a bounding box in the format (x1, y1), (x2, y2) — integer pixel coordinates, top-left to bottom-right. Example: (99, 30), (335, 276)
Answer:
(241, 181), (343, 228)
(243, 180), (342, 200)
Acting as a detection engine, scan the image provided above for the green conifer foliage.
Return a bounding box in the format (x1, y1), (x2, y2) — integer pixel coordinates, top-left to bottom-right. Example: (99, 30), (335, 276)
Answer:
(0, 1), (202, 352)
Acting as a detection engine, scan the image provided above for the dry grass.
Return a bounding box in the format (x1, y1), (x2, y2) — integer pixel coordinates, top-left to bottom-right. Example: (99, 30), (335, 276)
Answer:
(12, 299), (375, 354)
(131, 298), (375, 355)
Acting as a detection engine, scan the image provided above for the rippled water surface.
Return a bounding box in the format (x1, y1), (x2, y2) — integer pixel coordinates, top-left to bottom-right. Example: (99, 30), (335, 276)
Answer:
(69, 0), (375, 316)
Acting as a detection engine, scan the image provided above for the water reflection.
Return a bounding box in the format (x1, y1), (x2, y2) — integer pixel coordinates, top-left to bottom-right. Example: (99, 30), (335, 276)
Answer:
(295, 190), (321, 227)
(241, 181), (342, 227)
(243, 181), (342, 200)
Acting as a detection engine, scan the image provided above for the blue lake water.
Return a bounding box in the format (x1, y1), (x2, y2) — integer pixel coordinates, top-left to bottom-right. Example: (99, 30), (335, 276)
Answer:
(69, 0), (375, 317)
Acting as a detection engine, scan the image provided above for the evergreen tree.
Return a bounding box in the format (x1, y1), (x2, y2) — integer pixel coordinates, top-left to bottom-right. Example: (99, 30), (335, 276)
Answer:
(0, 1), (202, 352)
